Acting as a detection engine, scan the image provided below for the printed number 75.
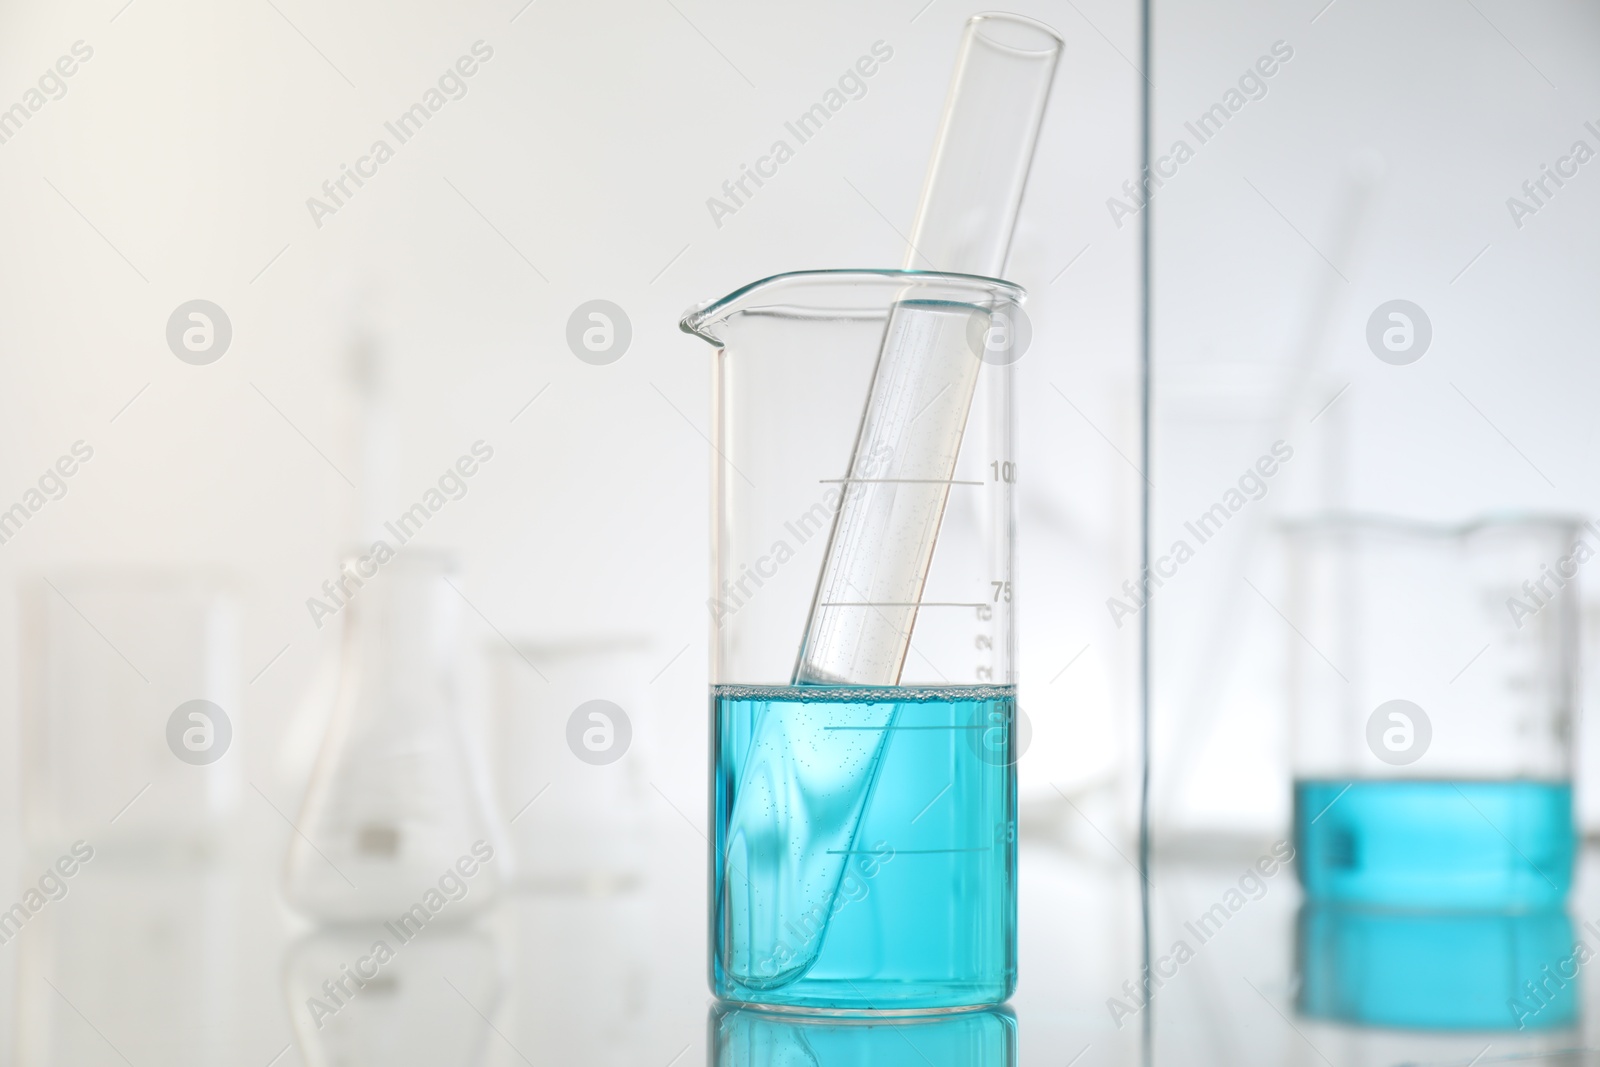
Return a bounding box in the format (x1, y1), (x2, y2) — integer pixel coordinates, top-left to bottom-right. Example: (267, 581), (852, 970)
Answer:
(990, 581), (1011, 603)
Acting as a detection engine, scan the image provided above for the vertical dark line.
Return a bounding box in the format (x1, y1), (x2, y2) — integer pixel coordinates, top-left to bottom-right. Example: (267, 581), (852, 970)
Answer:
(1137, 0), (1154, 1059)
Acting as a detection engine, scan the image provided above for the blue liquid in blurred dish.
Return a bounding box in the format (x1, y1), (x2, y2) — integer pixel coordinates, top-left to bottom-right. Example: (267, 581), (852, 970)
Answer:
(711, 1003), (1017, 1066)
(1298, 904), (1578, 1031)
(712, 685), (1016, 1011)
(1294, 779), (1573, 909)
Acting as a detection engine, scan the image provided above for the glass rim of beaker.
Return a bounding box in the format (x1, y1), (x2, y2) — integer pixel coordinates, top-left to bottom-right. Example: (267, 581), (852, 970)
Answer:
(679, 269), (1027, 346)
(1277, 510), (1593, 541)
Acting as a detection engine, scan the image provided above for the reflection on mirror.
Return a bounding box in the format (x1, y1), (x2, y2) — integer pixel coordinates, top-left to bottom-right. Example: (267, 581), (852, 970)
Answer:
(1298, 903), (1579, 1033)
(710, 1003), (1016, 1067)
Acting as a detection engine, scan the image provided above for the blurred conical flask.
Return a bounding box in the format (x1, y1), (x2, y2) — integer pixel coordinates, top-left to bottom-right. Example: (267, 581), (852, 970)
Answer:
(286, 551), (501, 920)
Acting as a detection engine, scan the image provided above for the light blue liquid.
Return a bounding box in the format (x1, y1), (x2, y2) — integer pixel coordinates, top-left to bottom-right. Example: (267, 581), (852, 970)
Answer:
(711, 1003), (1016, 1065)
(1294, 779), (1574, 909)
(712, 685), (1016, 1011)
(1298, 904), (1578, 1031)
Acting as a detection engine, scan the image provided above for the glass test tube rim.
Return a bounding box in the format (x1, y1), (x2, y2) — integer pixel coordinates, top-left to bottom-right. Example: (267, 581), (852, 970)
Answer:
(964, 11), (1064, 57)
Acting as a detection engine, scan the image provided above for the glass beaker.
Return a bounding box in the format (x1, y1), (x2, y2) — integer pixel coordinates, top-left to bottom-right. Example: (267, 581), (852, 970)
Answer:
(21, 570), (240, 856)
(1285, 514), (1582, 909)
(683, 270), (1021, 1012)
(285, 551), (501, 921)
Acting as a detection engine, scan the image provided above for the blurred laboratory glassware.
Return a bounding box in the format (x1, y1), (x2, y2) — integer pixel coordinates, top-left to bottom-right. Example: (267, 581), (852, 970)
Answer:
(1286, 515), (1582, 908)
(711, 1003), (1017, 1066)
(14, 854), (240, 1066)
(685, 270), (1021, 1011)
(286, 551), (501, 921)
(21, 570), (240, 855)
(284, 925), (500, 1067)
(488, 638), (650, 890)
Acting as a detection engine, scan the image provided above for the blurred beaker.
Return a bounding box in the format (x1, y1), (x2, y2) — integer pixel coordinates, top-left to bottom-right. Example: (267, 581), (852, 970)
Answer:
(711, 1003), (1016, 1066)
(1286, 515), (1581, 908)
(284, 924), (500, 1067)
(488, 638), (651, 890)
(21, 570), (240, 855)
(286, 551), (501, 921)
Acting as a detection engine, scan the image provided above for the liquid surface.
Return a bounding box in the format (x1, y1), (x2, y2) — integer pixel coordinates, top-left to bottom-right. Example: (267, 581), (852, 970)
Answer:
(713, 685), (1016, 1011)
(1298, 905), (1577, 1031)
(1294, 779), (1574, 909)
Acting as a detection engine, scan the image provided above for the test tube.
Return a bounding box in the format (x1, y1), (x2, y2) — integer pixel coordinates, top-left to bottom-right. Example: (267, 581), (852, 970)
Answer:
(794, 13), (1060, 685)
(903, 13), (1065, 278)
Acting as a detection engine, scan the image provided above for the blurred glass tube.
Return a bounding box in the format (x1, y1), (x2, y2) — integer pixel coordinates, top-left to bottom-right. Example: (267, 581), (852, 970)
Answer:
(285, 552), (500, 921)
(794, 14), (1060, 685)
